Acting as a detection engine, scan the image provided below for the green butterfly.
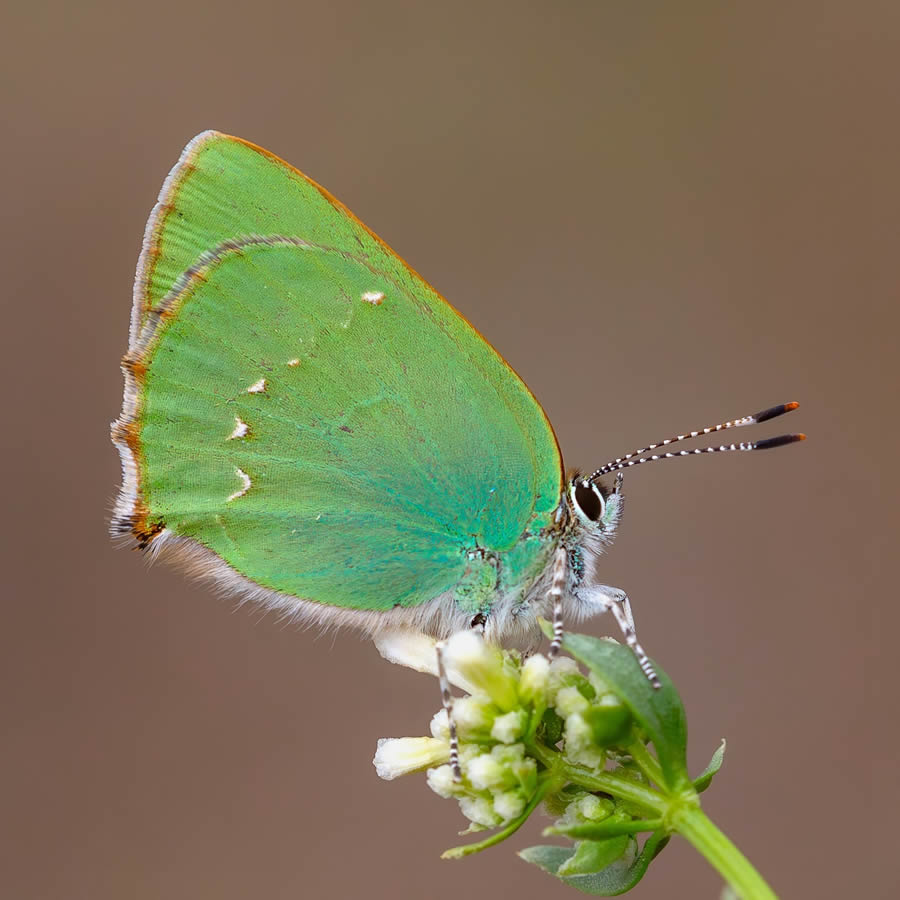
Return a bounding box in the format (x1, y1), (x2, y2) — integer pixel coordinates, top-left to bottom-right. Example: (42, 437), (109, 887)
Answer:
(111, 132), (803, 681)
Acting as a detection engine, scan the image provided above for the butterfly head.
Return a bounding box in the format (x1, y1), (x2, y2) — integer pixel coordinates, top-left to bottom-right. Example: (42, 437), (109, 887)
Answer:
(567, 474), (622, 535)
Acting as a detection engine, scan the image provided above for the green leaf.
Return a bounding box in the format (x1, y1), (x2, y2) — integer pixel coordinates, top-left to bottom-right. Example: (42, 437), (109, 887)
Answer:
(560, 631), (690, 791)
(519, 831), (670, 895)
(557, 836), (631, 876)
(693, 739), (726, 794)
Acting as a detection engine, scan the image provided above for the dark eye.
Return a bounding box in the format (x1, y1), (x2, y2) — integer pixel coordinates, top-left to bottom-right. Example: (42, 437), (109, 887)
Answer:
(573, 479), (605, 522)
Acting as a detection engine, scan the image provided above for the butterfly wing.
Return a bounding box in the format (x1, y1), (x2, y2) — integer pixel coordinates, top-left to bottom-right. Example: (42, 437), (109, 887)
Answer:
(113, 132), (562, 621)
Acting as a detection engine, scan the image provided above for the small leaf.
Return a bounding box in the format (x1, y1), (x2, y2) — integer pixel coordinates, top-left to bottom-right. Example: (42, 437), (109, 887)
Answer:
(560, 631), (690, 791)
(693, 739), (726, 793)
(519, 831), (669, 896)
(557, 836), (631, 876)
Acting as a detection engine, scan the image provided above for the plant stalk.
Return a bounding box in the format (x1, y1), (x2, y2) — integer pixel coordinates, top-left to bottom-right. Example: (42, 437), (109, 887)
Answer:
(672, 804), (778, 900)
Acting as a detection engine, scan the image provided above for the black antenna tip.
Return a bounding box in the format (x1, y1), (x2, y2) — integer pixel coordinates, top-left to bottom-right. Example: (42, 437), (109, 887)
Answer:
(753, 401), (800, 424)
(754, 432), (806, 450)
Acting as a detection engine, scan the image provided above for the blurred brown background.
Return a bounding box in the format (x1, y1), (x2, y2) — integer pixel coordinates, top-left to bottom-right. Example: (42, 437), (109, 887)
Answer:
(2, 2), (897, 898)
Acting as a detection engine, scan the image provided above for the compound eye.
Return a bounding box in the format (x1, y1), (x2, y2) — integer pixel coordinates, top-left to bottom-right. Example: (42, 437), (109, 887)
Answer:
(572, 479), (606, 522)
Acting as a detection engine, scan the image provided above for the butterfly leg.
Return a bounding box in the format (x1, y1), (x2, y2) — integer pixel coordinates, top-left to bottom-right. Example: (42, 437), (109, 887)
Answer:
(435, 639), (462, 781)
(584, 585), (660, 689)
(547, 546), (569, 660)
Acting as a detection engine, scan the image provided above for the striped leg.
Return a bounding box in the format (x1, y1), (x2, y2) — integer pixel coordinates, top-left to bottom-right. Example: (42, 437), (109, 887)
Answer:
(547, 546), (569, 660)
(601, 589), (661, 689)
(435, 640), (461, 781)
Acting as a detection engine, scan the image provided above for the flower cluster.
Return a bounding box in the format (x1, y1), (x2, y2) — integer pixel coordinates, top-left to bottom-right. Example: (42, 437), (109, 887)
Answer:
(373, 630), (632, 831)
(371, 627), (767, 900)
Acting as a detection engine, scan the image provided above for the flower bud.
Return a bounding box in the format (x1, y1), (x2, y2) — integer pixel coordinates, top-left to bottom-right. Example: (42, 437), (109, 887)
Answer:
(488, 743), (537, 794)
(466, 752), (511, 791)
(575, 793), (615, 822)
(426, 763), (458, 799)
(443, 631), (519, 711)
(459, 795), (503, 828)
(555, 685), (590, 717)
(453, 694), (497, 738)
(563, 713), (606, 769)
(491, 709), (527, 744)
(493, 789), (527, 821)
(518, 654), (550, 705)
(373, 737), (450, 780)
(548, 657), (593, 708)
(429, 708), (450, 741)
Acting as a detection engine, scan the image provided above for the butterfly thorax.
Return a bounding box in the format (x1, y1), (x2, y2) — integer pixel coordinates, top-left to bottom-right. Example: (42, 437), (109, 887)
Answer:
(465, 476), (623, 645)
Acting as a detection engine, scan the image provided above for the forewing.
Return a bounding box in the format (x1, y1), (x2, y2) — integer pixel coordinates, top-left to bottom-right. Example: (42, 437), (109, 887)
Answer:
(115, 133), (562, 612)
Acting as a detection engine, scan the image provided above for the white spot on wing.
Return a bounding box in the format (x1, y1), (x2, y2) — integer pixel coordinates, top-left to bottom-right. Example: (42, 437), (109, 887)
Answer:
(228, 417), (249, 440)
(361, 290), (385, 305)
(227, 468), (252, 502)
(246, 378), (267, 393)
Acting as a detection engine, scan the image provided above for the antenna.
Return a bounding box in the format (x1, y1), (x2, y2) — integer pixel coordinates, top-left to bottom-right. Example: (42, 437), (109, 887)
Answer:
(586, 402), (805, 483)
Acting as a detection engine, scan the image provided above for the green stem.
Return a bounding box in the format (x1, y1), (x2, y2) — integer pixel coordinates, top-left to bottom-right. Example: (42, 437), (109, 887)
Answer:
(625, 739), (665, 788)
(561, 764), (665, 818)
(526, 741), (776, 897)
(526, 741), (663, 818)
(442, 773), (564, 859)
(672, 804), (778, 900)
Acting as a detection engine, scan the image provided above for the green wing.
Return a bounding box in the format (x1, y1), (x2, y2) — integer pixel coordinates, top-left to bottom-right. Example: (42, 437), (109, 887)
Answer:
(113, 132), (562, 612)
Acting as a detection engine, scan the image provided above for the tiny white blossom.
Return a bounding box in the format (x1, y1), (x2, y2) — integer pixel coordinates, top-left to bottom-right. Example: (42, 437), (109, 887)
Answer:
(577, 793), (615, 822)
(555, 685), (590, 717)
(518, 654), (550, 704)
(493, 789), (527, 820)
(453, 694), (496, 736)
(563, 713), (606, 769)
(373, 630), (477, 694)
(459, 795), (502, 828)
(466, 753), (508, 791)
(373, 737), (450, 780)
(443, 631), (518, 711)
(430, 708), (450, 740)
(491, 709), (527, 744)
(547, 656), (582, 702)
(426, 764), (458, 799)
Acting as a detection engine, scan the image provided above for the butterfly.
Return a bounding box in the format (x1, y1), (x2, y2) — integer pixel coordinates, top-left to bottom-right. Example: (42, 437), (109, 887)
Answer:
(111, 132), (803, 689)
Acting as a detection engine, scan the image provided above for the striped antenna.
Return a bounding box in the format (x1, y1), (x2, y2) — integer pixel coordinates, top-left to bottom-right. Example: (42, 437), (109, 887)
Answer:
(587, 402), (804, 483)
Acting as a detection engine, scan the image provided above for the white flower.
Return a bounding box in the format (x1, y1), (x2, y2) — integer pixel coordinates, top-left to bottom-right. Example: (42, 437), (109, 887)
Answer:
(518, 654), (550, 704)
(548, 656), (582, 699)
(442, 631), (518, 711)
(373, 737), (450, 780)
(429, 708), (450, 740)
(373, 630), (477, 695)
(555, 685), (590, 717)
(491, 709), (527, 744)
(459, 795), (502, 828)
(493, 789), (527, 820)
(425, 764), (458, 799)
(453, 694), (497, 736)
(466, 753), (509, 791)
(563, 713), (606, 769)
